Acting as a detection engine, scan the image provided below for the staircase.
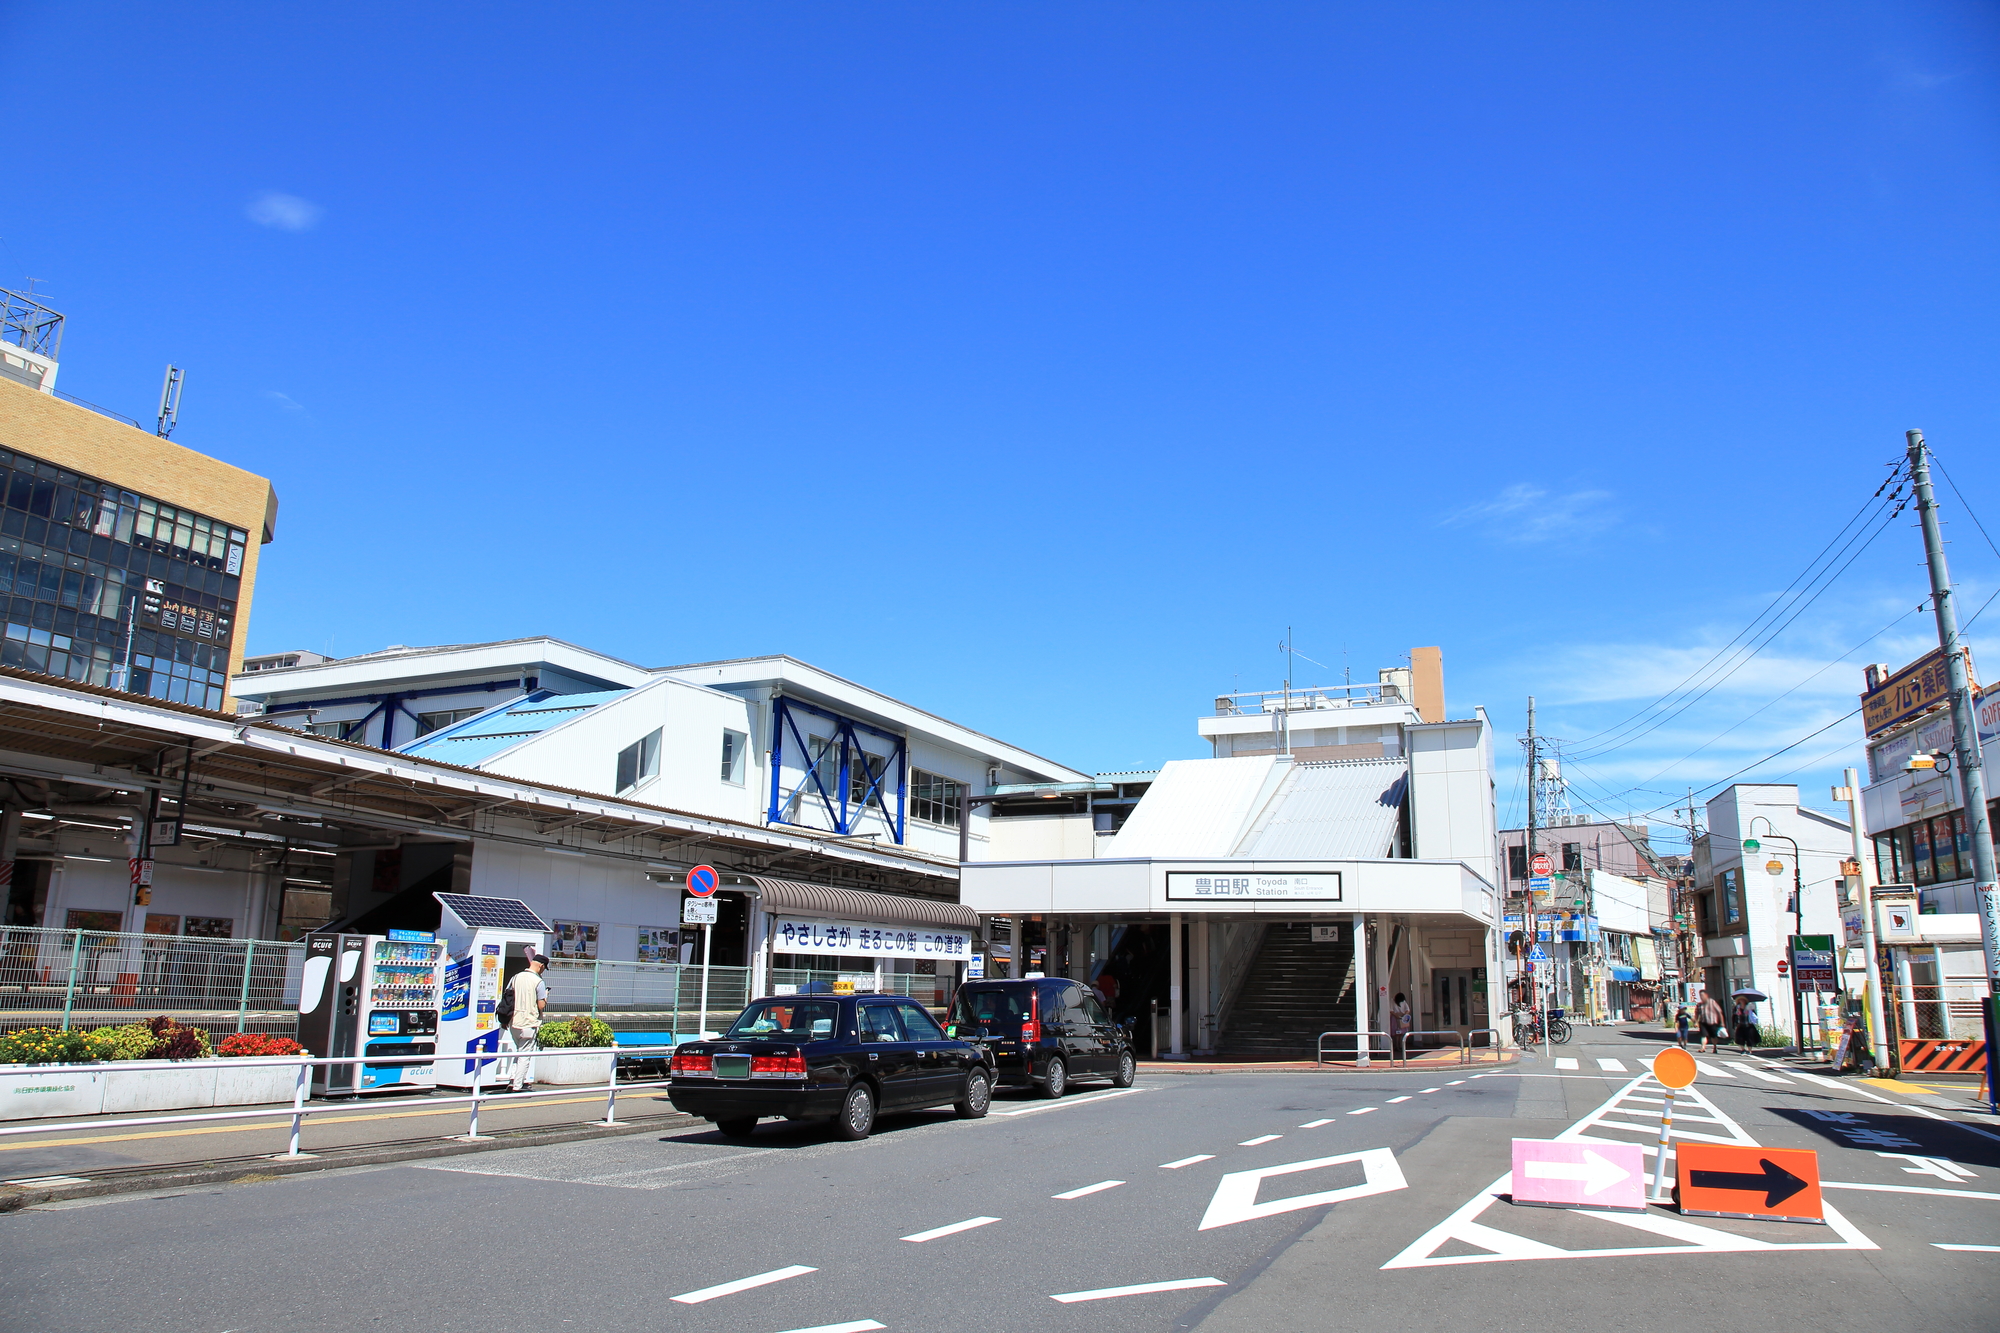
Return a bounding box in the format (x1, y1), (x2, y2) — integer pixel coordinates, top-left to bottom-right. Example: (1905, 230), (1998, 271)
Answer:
(1217, 924), (1357, 1059)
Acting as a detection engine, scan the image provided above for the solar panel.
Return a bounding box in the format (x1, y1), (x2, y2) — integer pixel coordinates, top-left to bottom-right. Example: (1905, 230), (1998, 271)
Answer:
(433, 893), (551, 932)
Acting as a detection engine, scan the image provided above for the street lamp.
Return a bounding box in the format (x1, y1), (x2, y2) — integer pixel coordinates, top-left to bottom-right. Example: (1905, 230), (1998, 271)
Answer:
(1745, 820), (1805, 1052)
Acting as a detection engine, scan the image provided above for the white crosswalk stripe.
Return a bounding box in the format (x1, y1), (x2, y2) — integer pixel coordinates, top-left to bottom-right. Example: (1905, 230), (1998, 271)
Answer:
(1596, 1058), (1627, 1072)
(1727, 1062), (1792, 1083)
(1555, 1058), (1578, 1070)
(1693, 1061), (1734, 1077)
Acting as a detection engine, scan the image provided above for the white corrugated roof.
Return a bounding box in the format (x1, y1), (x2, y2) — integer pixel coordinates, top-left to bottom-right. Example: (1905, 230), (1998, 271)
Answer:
(1102, 756), (1291, 857)
(1230, 759), (1408, 859)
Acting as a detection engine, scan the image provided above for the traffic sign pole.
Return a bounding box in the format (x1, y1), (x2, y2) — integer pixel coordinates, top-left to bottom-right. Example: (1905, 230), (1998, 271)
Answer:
(686, 866), (720, 1037)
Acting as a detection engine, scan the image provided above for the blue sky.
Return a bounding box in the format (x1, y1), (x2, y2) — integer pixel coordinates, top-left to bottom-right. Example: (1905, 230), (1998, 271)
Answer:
(4, 4), (1997, 844)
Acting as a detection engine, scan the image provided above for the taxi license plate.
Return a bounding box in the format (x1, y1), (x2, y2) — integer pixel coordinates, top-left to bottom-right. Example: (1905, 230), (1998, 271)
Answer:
(713, 1055), (752, 1080)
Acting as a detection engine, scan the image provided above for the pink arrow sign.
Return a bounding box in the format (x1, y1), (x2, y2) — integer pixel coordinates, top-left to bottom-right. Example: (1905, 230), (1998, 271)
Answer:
(1510, 1139), (1647, 1213)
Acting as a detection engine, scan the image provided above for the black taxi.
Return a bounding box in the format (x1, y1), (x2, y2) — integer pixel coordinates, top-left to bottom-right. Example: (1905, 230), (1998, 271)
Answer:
(667, 993), (996, 1140)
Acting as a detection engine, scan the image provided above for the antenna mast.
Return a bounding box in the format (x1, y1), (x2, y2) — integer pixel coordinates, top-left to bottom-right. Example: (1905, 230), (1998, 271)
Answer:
(156, 365), (184, 438)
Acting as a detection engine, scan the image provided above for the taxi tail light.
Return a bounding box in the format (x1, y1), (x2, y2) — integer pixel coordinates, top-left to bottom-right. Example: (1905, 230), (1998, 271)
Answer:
(751, 1051), (808, 1078)
(1020, 991), (1041, 1045)
(669, 1051), (711, 1074)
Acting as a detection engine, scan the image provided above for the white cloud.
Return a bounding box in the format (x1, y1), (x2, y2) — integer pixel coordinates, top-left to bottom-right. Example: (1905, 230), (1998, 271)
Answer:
(1441, 483), (1616, 543)
(247, 192), (323, 231)
(264, 390), (306, 413)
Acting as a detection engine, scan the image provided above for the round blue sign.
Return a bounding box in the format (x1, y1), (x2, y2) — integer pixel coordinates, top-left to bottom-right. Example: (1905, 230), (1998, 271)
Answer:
(687, 864), (719, 898)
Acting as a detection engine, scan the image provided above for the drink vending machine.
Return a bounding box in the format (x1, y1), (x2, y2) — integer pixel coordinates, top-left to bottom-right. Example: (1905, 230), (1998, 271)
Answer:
(430, 891), (553, 1090)
(296, 928), (444, 1096)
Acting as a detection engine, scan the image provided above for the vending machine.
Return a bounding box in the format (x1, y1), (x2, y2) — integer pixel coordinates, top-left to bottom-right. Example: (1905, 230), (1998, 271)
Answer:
(296, 929), (443, 1096)
(431, 892), (552, 1090)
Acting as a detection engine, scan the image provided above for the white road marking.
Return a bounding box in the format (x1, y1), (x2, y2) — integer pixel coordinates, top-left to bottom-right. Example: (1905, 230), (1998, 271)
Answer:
(4, 1175), (89, 1187)
(1823, 1181), (2000, 1201)
(773, 1323), (885, 1333)
(1198, 1148), (1408, 1230)
(1792, 1072), (1843, 1090)
(1053, 1180), (1125, 1200)
(993, 1087), (1154, 1117)
(1388, 1096), (1412, 1103)
(1349, 1108), (1377, 1116)
(901, 1216), (1001, 1242)
(1239, 1134), (1282, 1146)
(1300, 1118), (1335, 1128)
(1554, 1059), (1579, 1071)
(1726, 1062), (1792, 1083)
(1447, 1080), (1466, 1085)
(1419, 1088), (1441, 1094)
(1692, 1061), (1734, 1077)
(1160, 1154), (1215, 1169)
(672, 1266), (817, 1304)
(1934, 1243), (2000, 1252)
(1051, 1278), (1226, 1303)
(1596, 1058), (1627, 1073)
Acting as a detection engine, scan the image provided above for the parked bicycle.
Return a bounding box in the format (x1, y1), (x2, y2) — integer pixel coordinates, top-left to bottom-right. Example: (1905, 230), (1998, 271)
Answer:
(1509, 1006), (1573, 1046)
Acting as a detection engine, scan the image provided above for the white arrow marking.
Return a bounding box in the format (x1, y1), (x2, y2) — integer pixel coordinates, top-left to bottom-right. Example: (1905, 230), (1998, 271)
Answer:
(1197, 1148), (1407, 1230)
(1523, 1149), (1630, 1196)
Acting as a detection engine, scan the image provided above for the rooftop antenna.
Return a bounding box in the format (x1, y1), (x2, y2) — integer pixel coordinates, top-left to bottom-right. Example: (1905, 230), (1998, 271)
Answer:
(156, 366), (184, 438)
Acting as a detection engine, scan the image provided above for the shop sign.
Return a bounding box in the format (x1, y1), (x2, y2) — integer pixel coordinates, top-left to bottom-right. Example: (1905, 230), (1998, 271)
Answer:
(775, 917), (973, 960)
(1165, 871), (1341, 902)
(1861, 647), (1972, 738)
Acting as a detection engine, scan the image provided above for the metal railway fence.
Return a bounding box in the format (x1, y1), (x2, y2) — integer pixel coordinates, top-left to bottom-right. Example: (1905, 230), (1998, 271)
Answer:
(0, 925), (304, 1037)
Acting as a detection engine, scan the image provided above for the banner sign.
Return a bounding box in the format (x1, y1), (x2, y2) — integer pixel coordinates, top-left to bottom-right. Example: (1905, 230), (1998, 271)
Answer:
(1861, 647), (1973, 738)
(1165, 871), (1342, 902)
(775, 917), (973, 961)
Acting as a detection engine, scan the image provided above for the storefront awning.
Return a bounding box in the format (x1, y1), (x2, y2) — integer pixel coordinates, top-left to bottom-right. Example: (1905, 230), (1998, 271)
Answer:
(748, 876), (979, 930)
(1608, 964), (1642, 983)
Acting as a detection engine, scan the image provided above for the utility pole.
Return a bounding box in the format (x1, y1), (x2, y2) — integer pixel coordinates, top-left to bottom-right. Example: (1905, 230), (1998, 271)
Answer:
(1906, 429), (2000, 1113)
(1839, 766), (1888, 1072)
(1526, 696), (1542, 1039)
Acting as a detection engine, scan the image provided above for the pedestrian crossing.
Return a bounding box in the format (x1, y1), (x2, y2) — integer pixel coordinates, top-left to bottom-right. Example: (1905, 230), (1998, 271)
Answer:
(1596, 1058), (1627, 1072)
(1727, 1062), (1792, 1084)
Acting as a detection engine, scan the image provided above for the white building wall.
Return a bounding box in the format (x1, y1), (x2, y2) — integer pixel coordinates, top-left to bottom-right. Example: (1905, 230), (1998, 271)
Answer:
(1408, 712), (1497, 883)
(469, 839), (683, 966)
(986, 812), (1098, 862)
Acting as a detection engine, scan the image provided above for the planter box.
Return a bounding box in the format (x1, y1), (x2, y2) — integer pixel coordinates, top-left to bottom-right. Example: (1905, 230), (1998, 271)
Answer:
(2, 1059), (304, 1121)
(531, 1051), (614, 1086)
(1, 1065), (108, 1119)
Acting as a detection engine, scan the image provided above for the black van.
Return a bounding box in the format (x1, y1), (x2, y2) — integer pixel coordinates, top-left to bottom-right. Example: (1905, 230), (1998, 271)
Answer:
(946, 978), (1135, 1097)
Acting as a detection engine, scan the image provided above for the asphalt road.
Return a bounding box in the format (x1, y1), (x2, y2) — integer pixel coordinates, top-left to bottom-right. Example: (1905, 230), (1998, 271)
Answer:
(4, 1027), (1996, 1333)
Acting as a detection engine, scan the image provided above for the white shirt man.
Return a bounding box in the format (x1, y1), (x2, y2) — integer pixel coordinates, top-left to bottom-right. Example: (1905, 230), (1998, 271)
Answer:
(501, 952), (549, 1091)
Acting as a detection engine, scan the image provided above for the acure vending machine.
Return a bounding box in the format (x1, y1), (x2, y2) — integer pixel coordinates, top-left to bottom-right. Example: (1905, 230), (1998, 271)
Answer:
(296, 929), (443, 1096)
(430, 892), (553, 1090)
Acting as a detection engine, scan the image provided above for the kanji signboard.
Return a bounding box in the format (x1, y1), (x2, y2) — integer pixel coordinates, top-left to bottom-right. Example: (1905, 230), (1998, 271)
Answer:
(1861, 647), (1974, 738)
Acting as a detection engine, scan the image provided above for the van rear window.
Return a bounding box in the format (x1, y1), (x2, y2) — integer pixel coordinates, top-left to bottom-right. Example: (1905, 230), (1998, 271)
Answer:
(952, 989), (1027, 1027)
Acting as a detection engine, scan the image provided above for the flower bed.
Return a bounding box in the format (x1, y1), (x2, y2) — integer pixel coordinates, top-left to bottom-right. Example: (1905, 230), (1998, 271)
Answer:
(531, 1015), (617, 1085)
(0, 1020), (306, 1121)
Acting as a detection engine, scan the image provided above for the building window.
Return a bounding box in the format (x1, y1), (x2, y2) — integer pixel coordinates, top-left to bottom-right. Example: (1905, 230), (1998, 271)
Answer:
(303, 721), (349, 739)
(1912, 819), (1934, 885)
(910, 769), (964, 828)
(720, 729), (747, 785)
(1507, 845), (1528, 881)
(1719, 868), (1741, 927)
(1931, 813), (1962, 882)
(1561, 842), (1582, 871)
(849, 751), (886, 806)
(416, 707), (481, 737)
(616, 729), (661, 793)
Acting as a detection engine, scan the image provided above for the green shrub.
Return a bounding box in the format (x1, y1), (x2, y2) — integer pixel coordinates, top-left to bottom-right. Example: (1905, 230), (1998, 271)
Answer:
(86, 1024), (158, 1061)
(537, 1015), (614, 1049)
(0, 1026), (97, 1065)
(1758, 1025), (1792, 1049)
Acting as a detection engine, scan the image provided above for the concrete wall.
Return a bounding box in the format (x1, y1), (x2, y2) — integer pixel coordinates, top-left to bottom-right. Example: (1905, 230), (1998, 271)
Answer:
(469, 839), (684, 965)
(1408, 713), (1497, 883)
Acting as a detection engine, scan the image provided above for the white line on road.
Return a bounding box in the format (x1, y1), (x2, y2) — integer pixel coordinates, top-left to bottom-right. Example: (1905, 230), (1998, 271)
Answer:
(672, 1266), (817, 1304)
(772, 1323), (886, 1333)
(1692, 1061), (1735, 1077)
(1349, 1108), (1376, 1116)
(1934, 1243), (2000, 1252)
(1447, 1080), (1466, 1085)
(1419, 1088), (1440, 1094)
(1299, 1118), (1335, 1128)
(1726, 1062), (1792, 1083)
(1160, 1155), (1215, 1169)
(1823, 1181), (2000, 1201)
(1388, 1096), (1411, 1103)
(993, 1087), (1155, 1117)
(901, 1216), (1002, 1242)
(1596, 1058), (1628, 1072)
(1239, 1134), (1282, 1146)
(1554, 1059), (1578, 1071)
(1051, 1278), (1226, 1303)
(1053, 1180), (1125, 1199)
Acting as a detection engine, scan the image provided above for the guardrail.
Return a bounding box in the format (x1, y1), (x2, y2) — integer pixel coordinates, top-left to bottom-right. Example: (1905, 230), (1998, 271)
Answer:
(0, 1043), (678, 1161)
(1318, 1030), (1397, 1067)
(1404, 1029), (1469, 1064)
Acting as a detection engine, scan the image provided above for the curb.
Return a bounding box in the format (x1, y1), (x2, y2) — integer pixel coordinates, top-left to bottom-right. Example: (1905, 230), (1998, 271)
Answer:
(1138, 1054), (1518, 1075)
(0, 1108), (698, 1213)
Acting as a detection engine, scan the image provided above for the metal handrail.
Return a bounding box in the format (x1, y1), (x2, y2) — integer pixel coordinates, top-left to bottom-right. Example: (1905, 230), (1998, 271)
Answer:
(1317, 1030), (1396, 1067)
(0, 1043), (678, 1161)
(1403, 1029), (1469, 1064)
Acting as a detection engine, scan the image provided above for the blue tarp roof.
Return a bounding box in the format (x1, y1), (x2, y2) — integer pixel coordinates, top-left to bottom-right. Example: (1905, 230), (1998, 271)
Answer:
(398, 689), (630, 766)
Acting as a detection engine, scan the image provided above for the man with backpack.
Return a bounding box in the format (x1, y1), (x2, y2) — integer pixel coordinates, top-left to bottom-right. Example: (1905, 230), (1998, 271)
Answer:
(497, 950), (549, 1092)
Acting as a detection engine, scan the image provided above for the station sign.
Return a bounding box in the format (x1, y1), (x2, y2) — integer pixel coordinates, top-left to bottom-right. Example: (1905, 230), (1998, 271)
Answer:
(1165, 870), (1341, 902)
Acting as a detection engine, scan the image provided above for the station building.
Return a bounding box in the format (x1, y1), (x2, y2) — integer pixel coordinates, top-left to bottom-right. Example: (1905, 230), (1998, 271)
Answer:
(960, 650), (1507, 1060)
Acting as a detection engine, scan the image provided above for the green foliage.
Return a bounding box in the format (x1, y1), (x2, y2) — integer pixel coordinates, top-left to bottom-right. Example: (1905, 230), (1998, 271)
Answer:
(0, 1026), (97, 1065)
(1758, 1025), (1792, 1049)
(143, 1015), (213, 1060)
(86, 1024), (158, 1061)
(537, 1014), (614, 1049)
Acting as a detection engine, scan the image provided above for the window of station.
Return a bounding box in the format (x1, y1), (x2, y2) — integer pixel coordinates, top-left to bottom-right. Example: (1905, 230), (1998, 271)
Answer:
(0, 446), (245, 709)
(910, 769), (964, 828)
(847, 751), (887, 805)
(616, 729), (661, 793)
(415, 708), (481, 737)
(720, 729), (747, 784)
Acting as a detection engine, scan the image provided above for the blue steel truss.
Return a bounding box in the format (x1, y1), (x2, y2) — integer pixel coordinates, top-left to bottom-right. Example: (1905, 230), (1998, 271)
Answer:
(766, 695), (908, 844)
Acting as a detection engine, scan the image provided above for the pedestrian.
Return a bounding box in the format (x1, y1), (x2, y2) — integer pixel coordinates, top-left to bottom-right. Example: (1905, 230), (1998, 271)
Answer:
(1390, 992), (1412, 1060)
(501, 950), (549, 1092)
(1697, 992), (1724, 1054)
(1674, 1007), (1691, 1049)
(1732, 998), (1757, 1054)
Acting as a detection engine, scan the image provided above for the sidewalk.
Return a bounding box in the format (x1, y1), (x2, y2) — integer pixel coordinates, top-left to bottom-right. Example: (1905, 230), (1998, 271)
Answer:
(0, 1081), (693, 1212)
(1140, 1047), (1515, 1074)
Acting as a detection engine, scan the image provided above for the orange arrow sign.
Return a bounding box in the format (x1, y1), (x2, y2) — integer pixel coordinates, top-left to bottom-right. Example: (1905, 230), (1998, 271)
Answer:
(1677, 1143), (1822, 1223)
